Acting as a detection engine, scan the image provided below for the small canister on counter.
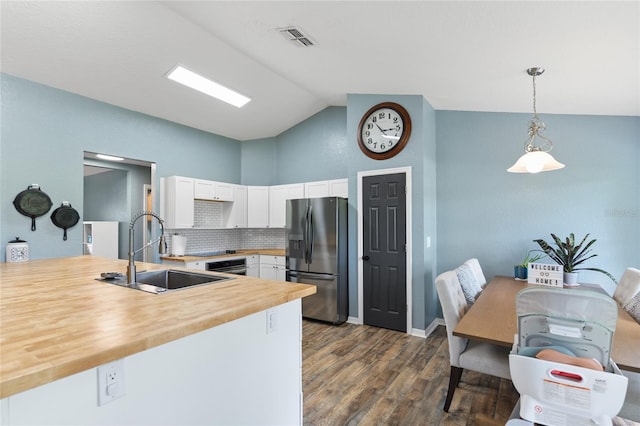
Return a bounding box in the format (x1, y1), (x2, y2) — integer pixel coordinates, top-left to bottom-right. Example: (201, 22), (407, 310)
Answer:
(6, 237), (29, 262)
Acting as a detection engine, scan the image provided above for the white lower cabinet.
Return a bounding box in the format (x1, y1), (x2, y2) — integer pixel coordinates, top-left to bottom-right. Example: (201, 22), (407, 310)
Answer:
(260, 255), (286, 281)
(246, 255), (259, 277)
(185, 260), (205, 270)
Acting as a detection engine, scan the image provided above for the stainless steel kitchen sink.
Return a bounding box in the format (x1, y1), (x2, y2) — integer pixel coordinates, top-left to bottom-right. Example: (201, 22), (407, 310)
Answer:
(104, 269), (233, 294)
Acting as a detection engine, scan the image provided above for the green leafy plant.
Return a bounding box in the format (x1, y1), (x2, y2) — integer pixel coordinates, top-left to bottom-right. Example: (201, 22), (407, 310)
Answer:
(516, 249), (546, 268)
(533, 233), (617, 283)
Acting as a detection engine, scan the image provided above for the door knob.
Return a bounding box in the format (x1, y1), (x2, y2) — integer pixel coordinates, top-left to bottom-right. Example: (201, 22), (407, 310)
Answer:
(362, 255), (370, 261)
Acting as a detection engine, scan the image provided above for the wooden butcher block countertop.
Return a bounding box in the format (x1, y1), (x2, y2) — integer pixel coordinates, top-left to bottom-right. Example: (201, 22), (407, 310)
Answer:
(160, 248), (285, 263)
(0, 256), (315, 398)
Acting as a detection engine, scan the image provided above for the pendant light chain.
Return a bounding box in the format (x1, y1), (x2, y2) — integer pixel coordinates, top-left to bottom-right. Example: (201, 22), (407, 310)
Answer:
(507, 66), (565, 173)
(532, 73), (538, 119)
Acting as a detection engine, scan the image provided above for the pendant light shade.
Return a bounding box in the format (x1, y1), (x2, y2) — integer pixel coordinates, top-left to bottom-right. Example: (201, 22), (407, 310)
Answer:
(508, 67), (564, 174)
(507, 151), (565, 174)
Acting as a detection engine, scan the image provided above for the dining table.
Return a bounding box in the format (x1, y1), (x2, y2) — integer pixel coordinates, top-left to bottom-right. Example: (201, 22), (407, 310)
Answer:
(453, 275), (640, 373)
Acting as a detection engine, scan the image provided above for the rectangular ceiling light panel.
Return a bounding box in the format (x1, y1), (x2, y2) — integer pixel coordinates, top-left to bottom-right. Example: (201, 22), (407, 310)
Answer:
(166, 65), (251, 108)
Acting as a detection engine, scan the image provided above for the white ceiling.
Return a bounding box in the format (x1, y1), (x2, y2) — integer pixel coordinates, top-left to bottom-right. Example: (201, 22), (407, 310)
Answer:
(2, 1), (638, 141)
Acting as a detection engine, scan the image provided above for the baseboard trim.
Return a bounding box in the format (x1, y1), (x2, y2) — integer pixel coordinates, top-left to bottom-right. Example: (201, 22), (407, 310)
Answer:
(347, 316), (361, 325)
(411, 318), (444, 339)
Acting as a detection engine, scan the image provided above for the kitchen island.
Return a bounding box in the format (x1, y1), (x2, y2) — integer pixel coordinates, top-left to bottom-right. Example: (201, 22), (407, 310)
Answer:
(0, 256), (315, 425)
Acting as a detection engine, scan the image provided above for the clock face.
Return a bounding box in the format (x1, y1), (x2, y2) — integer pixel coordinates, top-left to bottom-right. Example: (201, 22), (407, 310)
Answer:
(357, 102), (411, 160)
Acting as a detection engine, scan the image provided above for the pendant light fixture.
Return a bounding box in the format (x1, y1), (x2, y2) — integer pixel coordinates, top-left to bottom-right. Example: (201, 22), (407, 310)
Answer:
(508, 67), (565, 173)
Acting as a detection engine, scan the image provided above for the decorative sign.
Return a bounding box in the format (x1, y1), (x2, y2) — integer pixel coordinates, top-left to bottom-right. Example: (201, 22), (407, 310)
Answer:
(528, 263), (563, 287)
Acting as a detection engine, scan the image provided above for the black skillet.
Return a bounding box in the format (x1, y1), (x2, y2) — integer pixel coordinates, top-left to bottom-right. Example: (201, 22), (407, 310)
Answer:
(50, 202), (80, 241)
(13, 185), (53, 231)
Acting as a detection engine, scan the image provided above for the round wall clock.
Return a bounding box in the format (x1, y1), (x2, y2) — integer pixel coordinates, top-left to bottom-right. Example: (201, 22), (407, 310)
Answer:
(357, 102), (412, 160)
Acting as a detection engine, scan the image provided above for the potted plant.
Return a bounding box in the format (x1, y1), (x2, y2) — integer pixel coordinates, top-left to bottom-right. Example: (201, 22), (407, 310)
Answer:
(514, 249), (546, 280)
(533, 233), (617, 285)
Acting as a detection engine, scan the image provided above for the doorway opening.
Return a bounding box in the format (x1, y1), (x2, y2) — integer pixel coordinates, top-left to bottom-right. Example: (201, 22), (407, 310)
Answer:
(357, 166), (412, 333)
(83, 151), (156, 261)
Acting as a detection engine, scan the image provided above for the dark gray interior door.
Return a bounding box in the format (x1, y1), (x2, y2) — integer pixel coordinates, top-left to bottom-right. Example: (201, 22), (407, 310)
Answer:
(362, 173), (407, 332)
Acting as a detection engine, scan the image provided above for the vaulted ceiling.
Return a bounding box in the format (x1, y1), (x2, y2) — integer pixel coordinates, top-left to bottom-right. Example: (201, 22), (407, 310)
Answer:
(2, 1), (638, 141)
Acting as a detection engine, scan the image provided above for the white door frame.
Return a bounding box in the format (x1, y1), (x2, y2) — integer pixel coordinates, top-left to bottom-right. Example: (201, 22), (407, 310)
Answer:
(357, 166), (412, 333)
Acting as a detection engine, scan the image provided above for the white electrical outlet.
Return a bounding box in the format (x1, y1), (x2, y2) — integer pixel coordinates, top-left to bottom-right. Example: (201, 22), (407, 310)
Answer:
(97, 359), (125, 406)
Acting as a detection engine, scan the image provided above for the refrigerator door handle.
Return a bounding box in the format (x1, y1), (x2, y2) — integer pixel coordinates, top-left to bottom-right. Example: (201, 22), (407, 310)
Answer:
(308, 205), (314, 264)
(303, 204), (310, 264)
(288, 271), (336, 281)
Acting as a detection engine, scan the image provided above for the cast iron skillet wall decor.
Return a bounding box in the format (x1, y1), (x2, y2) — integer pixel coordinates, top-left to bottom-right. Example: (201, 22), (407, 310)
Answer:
(50, 202), (80, 241)
(13, 184), (53, 231)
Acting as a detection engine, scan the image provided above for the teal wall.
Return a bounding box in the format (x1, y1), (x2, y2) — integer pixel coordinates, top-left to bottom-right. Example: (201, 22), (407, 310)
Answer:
(2, 72), (639, 329)
(241, 137), (277, 185)
(345, 94), (437, 329)
(1, 74), (241, 260)
(436, 111), (640, 295)
(274, 106), (348, 183)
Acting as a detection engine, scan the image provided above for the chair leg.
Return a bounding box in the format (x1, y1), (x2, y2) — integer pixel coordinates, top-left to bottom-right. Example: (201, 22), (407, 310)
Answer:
(443, 366), (464, 412)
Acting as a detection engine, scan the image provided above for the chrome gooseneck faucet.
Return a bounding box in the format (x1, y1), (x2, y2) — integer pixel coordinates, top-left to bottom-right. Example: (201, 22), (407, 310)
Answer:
(127, 211), (167, 284)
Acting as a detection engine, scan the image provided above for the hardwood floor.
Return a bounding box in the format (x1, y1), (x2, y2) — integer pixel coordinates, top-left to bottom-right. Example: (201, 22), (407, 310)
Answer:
(302, 320), (518, 426)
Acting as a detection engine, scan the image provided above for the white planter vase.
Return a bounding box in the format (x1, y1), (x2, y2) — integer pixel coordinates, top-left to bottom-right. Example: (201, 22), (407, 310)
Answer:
(563, 272), (579, 286)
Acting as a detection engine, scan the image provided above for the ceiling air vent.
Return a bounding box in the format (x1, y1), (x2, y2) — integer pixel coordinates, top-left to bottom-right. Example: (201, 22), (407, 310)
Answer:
(278, 27), (315, 47)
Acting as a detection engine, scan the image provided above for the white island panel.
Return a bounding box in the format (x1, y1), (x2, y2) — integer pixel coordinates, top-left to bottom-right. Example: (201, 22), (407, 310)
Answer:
(3, 300), (302, 426)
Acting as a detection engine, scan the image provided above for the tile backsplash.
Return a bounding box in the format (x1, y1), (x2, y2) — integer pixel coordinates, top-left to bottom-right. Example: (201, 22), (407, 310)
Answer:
(166, 200), (285, 254)
(165, 228), (285, 255)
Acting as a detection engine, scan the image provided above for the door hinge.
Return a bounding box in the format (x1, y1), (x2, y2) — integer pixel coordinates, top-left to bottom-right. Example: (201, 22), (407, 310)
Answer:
(404, 243), (407, 252)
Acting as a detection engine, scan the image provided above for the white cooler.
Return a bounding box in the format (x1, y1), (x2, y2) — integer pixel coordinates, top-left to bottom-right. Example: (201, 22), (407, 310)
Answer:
(508, 287), (628, 426)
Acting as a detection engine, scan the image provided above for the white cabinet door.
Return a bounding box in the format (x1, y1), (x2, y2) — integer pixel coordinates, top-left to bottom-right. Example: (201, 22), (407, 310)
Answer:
(259, 256), (286, 281)
(247, 186), (270, 228)
(194, 179), (234, 202)
(161, 176), (194, 229)
(194, 179), (216, 200)
(304, 181), (330, 198)
(223, 185), (247, 228)
(214, 182), (234, 202)
(269, 184), (305, 228)
(185, 260), (206, 270)
(245, 254), (260, 277)
(269, 186), (287, 228)
(329, 178), (348, 198)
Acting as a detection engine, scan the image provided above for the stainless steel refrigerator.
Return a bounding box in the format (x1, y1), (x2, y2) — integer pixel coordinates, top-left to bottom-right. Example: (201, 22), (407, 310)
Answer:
(286, 196), (348, 324)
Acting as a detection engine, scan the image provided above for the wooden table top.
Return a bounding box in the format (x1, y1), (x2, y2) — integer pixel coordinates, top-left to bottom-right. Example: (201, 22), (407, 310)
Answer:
(453, 276), (640, 373)
(0, 256), (315, 398)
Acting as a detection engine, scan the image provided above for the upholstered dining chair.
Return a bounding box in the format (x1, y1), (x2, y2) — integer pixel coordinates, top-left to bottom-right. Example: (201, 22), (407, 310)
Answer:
(613, 267), (640, 307)
(435, 270), (511, 412)
(464, 258), (487, 287)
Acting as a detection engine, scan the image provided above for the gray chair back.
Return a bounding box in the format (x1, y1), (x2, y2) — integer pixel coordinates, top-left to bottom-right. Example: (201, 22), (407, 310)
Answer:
(435, 270), (469, 367)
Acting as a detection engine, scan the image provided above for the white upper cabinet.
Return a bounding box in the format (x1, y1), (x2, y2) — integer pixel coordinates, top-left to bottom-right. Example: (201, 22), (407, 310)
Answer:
(247, 186), (270, 228)
(269, 183), (304, 228)
(329, 178), (348, 198)
(304, 181), (330, 198)
(304, 179), (348, 198)
(161, 176), (194, 229)
(223, 184), (247, 228)
(194, 179), (234, 202)
(162, 176), (345, 230)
